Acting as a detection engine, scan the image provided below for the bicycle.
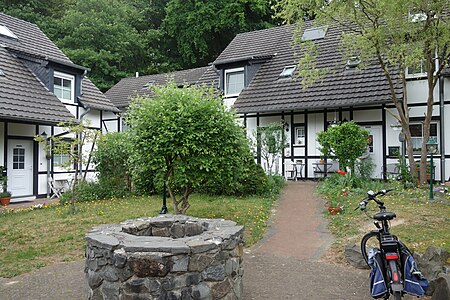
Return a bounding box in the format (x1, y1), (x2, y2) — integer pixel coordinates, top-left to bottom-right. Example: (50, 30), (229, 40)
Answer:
(355, 188), (426, 300)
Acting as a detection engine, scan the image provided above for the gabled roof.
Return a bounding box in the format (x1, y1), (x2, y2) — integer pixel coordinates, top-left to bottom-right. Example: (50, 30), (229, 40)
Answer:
(80, 77), (120, 112)
(0, 46), (75, 124)
(213, 26), (285, 66)
(0, 13), (118, 122)
(106, 66), (217, 109)
(0, 13), (71, 64)
(219, 24), (402, 114)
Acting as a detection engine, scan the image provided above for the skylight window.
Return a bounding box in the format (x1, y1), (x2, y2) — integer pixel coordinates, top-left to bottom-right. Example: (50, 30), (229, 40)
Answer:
(279, 66), (296, 77)
(302, 26), (328, 41)
(0, 25), (18, 40)
(0, 69), (5, 77)
(144, 80), (155, 87)
(346, 57), (361, 69)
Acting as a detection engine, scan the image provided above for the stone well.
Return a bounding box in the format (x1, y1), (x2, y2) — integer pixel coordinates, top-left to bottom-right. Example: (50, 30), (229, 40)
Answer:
(85, 215), (244, 300)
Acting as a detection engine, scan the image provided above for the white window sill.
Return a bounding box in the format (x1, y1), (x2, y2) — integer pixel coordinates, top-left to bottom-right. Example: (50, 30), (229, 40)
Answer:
(224, 93), (240, 98)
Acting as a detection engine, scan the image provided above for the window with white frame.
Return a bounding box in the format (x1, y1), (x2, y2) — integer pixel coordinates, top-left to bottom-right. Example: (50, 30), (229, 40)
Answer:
(53, 152), (70, 166)
(279, 66), (296, 78)
(294, 126), (305, 145)
(53, 140), (74, 167)
(409, 123), (438, 154)
(406, 60), (428, 77)
(54, 71), (75, 103)
(225, 68), (244, 97)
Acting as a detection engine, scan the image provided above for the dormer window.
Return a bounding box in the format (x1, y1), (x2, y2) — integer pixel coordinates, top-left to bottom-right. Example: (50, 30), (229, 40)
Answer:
(0, 24), (18, 40)
(54, 71), (75, 103)
(302, 26), (328, 41)
(280, 66), (296, 77)
(225, 67), (244, 97)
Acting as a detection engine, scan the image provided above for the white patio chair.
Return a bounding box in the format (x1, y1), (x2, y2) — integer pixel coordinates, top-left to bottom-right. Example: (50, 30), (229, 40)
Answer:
(48, 177), (65, 199)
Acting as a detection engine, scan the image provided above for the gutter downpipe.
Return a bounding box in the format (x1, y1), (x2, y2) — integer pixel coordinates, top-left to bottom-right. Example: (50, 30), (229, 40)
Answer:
(78, 69), (90, 178)
(439, 75), (445, 183)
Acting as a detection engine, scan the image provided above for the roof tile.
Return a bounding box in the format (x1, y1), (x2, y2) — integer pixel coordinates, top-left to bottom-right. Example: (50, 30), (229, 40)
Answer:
(106, 66), (217, 109)
(226, 24), (402, 113)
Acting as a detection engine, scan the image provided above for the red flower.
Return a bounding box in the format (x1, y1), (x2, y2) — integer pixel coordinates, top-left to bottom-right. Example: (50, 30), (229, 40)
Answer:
(337, 170), (346, 176)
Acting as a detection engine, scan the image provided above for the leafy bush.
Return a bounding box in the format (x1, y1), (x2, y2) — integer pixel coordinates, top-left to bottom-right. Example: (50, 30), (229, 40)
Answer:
(59, 180), (129, 204)
(264, 175), (285, 197)
(92, 132), (132, 192)
(317, 121), (369, 173)
(199, 157), (270, 196)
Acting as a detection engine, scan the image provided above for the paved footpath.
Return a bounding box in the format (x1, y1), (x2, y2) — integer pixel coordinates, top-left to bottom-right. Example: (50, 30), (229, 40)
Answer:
(0, 181), (381, 299)
(242, 181), (372, 299)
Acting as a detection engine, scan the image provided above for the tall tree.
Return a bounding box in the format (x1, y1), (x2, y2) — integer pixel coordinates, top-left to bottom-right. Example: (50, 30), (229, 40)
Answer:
(277, 0), (450, 184)
(163, 0), (278, 67)
(54, 0), (150, 91)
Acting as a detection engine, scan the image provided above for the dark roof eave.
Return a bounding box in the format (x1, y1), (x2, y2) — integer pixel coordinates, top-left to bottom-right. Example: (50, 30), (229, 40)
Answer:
(0, 114), (77, 125)
(78, 99), (120, 113)
(49, 58), (90, 72)
(5, 46), (90, 72)
(213, 54), (274, 67)
(234, 99), (395, 114)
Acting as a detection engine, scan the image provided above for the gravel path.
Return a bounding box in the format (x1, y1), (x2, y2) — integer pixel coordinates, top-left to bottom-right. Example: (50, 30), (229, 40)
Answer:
(0, 181), (385, 299)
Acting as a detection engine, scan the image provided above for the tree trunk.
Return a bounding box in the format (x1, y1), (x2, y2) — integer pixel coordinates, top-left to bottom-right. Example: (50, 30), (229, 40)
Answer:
(71, 159), (78, 214)
(418, 52), (436, 184)
(166, 183), (179, 214)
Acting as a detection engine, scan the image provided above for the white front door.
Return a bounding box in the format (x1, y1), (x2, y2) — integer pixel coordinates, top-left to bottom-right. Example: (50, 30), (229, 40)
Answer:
(7, 140), (34, 197)
(364, 126), (383, 179)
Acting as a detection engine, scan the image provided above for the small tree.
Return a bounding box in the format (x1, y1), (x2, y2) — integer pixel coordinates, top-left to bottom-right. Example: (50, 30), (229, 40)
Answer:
(127, 82), (253, 214)
(35, 121), (98, 212)
(254, 122), (288, 175)
(317, 121), (369, 174)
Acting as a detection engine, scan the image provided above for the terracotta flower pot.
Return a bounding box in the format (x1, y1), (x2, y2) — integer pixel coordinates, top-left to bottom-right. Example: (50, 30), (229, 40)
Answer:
(0, 197), (11, 206)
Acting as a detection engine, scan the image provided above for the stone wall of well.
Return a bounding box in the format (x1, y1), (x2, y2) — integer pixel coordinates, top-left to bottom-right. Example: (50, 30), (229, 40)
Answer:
(85, 215), (244, 300)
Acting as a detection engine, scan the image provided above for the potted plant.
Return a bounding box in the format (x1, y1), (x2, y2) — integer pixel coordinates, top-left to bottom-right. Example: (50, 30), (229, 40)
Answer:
(0, 190), (12, 206)
(0, 167), (12, 206)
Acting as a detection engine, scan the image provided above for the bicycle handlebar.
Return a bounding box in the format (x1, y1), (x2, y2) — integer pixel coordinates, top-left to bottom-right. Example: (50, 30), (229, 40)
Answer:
(354, 188), (395, 211)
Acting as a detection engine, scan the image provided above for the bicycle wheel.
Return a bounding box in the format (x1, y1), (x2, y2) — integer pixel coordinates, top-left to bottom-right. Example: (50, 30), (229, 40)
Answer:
(361, 231), (379, 265)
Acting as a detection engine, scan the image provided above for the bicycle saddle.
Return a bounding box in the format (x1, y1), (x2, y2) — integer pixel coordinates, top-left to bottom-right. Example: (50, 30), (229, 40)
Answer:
(373, 211), (396, 221)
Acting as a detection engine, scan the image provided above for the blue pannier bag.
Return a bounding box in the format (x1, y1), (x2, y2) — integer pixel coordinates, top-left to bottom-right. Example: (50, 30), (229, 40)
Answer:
(402, 254), (428, 296)
(368, 248), (388, 298)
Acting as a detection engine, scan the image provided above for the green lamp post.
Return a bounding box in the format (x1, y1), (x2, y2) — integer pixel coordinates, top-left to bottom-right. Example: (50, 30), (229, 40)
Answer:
(426, 138), (438, 200)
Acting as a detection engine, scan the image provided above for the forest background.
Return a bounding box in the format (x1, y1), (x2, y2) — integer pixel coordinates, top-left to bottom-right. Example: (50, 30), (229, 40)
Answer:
(0, 0), (280, 91)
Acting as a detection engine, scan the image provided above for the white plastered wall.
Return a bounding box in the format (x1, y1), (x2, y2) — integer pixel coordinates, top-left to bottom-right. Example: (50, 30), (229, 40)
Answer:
(0, 122), (4, 168)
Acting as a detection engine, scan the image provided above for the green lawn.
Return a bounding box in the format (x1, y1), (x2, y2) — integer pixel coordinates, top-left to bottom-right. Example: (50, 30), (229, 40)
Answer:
(323, 183), (450, 260)
(0, 194), (275, 278)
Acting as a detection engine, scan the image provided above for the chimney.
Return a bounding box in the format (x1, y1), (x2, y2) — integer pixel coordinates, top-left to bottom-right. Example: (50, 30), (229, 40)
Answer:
(135, 72), (139, 78)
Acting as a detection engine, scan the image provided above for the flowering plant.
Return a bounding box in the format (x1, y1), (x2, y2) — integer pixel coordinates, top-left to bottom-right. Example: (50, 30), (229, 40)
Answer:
(337, 169), (347, 176)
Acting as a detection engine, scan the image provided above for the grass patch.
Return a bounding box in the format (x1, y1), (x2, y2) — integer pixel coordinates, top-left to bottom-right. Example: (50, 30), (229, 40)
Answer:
(0, 194), (276, 278)
(319, 180), (450, 260)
